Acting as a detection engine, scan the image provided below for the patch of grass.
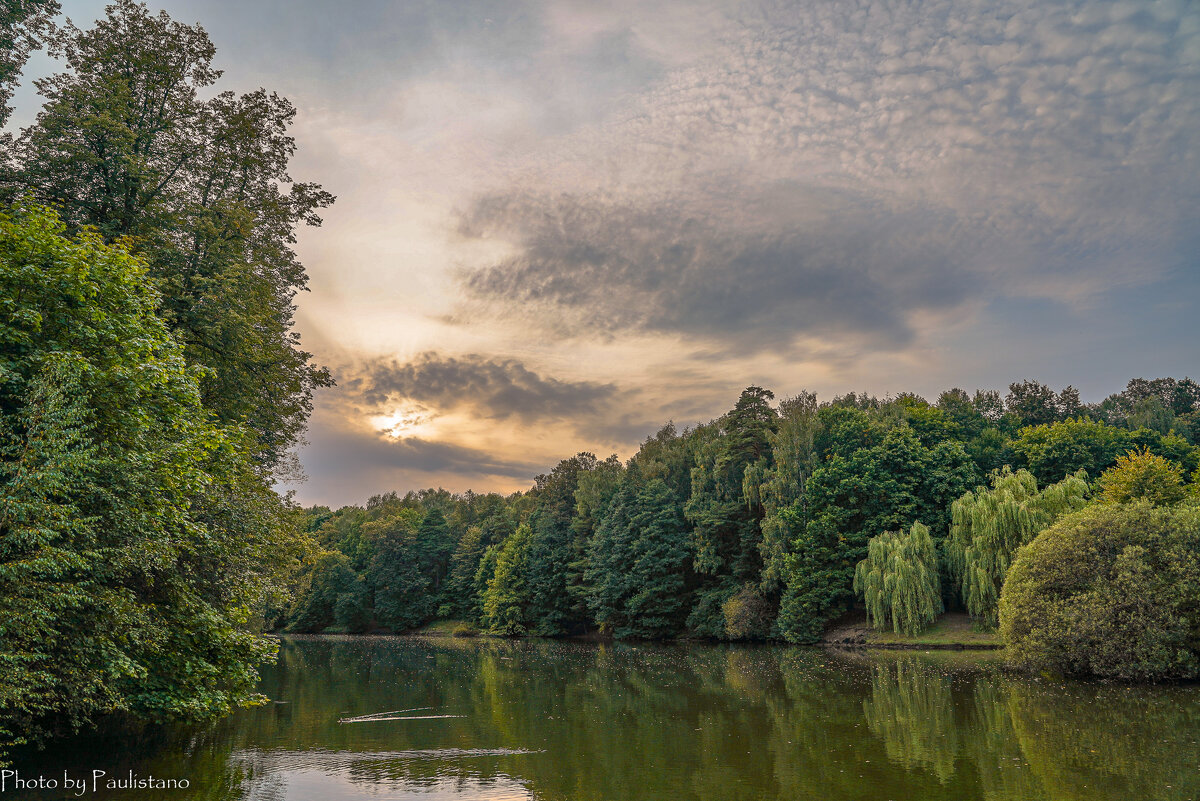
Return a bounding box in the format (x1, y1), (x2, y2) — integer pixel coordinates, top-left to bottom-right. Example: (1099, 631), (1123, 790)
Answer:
(868, 613), (1002, 647)
(409, 619), (475, 637)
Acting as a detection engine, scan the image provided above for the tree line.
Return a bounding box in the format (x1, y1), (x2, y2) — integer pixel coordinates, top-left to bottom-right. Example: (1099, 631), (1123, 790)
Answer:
(284, 379), (1200, 679)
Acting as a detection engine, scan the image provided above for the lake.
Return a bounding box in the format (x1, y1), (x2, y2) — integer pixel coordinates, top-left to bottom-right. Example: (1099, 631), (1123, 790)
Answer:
(12, 635), (1200, 800)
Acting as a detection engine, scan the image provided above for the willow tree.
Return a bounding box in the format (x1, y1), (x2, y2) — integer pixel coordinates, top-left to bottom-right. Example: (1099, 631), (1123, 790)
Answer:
(853, 522), (942, 635)
(945, 467), (1088, 626)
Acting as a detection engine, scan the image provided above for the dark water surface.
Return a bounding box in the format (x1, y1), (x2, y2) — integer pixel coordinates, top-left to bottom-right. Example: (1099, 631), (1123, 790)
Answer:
(11, 636), (1200, 800)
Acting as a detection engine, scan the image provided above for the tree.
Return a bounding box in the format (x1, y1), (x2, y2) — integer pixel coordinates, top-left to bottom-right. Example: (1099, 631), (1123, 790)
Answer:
(0, 0), (58, 126)
(758, 393), (821, 592)
(1009, 417), (1198, 485)
(5, 0), (333, 470)
(777, 426), (978, 642)
(686, 387), (777, 584)
(586, 471), (693, 639)
(442, 505), (513, 621)
(1094, 448), (1188, 507)
(366, 506), (429, 631)
(1004, 380), (1079, 428)
(285, 552), (361, 633)
(1, 203), (299, 751)
(524, 453), (603, 635)
(481, 523), (532, 635)
(1000, 503), (1200, 680)
(945, 468), (1088, 627)
(854, 522), (942, 635)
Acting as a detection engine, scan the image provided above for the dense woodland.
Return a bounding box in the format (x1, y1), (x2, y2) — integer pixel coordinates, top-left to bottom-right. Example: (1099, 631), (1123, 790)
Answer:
(1, 0), (1199, 765)
(284, 380), (1200, 679)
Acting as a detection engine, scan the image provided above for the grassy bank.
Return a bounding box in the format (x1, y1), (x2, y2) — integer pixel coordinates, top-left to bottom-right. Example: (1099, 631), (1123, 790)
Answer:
(824, 612), (1002, 649)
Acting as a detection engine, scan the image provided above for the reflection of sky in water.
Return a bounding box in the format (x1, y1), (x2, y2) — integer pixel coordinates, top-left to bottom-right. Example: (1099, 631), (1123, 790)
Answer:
(238, 750), (534, 801)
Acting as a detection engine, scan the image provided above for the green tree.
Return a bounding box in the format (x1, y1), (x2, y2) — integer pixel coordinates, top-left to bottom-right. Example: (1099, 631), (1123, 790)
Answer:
(285, 551), (360, 633)
(1000, 503), (1200, 680)
(525, 453), (603, 635)
(758, 392), (821, 593)
(777, 426), (978, 642)
(442, 505), (514, 621)
(586, 471), (693, 639)
(685, 387), (778, 627)
(5, 0), (333, 470)
(1010, 417), (1198, 485)
(1094, 448), (1187, 507)
(945, 468), (1088, 627)
(0, 0), (58, 126)
(853, 521), (942, 635)
(481, 523), (532, 635)
(0, 204), (298, 751)
(366, 505), (429, 631)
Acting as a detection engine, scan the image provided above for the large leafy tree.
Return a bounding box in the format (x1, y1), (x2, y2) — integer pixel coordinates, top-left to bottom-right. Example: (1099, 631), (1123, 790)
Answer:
(757, 392), (821, 593)
(586, 466), (693, 639)
(1010, 417), (1198, 485)
(0, 204), (300, 751)
(1000, 503), (1200, 680)
(0, 0), (58, 126)
(4, 0), (333, 470)
(524, 453), (604, 635)
(853, 521), (942, 636)
(945, 467), (1089, 626)
(777, 426), (978, 643)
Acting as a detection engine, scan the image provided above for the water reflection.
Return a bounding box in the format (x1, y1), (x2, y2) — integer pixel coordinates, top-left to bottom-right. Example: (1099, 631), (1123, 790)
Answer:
(12, 637), (1200, 801)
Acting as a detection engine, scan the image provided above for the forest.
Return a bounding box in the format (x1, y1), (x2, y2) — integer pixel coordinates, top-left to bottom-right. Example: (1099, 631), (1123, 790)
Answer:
(2, 0), (1199, 766)
(284, 379), (1200, 680)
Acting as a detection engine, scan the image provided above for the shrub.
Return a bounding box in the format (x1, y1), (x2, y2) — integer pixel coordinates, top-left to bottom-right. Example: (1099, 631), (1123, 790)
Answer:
(722, 584), (774, 640)
(999, 503), (1200, 680)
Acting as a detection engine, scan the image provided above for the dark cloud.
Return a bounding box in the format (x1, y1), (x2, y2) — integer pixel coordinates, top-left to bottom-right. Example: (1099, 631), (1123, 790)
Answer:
(345, 352), (619, 422)
(455, 187), (974, 352)
(287, 413), (547, 505)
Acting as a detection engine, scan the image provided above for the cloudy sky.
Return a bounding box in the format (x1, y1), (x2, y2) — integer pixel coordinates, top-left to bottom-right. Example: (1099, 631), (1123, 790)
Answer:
(13, 0), (1200, 505)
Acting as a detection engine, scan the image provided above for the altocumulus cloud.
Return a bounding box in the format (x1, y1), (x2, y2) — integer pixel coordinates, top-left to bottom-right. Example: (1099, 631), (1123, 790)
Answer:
(452, 0), (1200, 355)
(345, 352), (620, 422)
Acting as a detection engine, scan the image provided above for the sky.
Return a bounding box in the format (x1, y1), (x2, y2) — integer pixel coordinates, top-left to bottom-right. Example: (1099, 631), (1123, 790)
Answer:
(11, 0), (1200, 506)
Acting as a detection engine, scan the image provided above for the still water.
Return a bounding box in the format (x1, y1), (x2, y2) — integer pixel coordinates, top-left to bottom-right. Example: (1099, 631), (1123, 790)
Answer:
(13, 636), (1200, 800)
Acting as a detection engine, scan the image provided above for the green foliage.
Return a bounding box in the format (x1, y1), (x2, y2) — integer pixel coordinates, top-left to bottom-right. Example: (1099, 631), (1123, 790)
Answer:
(686, 387), (777, 585)
(1009, 417), (1198, 486)
(482, 523), (532, 635)
(1095, 448), (1188, 507)
(0, 0), (58, 125)
(5, 0), (334, 471)
(999, 503), (1200, 680)
(721, 583), (774, 640)
(777, 426), (978, 642)
(758, 393), (821, 592)
(366, 506), (428, 631)
(945, 468), (1089, 627)
(853, 522), (942, 635)
(286, 552), (360, 633)
(0, 204), (298, 750)
(586, 471), (693, 639)
(525, 454), (606, 636)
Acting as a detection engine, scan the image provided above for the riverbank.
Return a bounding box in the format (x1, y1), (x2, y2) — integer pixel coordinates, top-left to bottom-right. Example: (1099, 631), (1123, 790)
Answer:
(309, 612), (1003, 651)
(822, 612), (1003, 650)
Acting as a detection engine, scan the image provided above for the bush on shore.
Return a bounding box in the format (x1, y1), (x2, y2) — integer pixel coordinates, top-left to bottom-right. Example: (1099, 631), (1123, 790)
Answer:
(999, 502), (1200, 680)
